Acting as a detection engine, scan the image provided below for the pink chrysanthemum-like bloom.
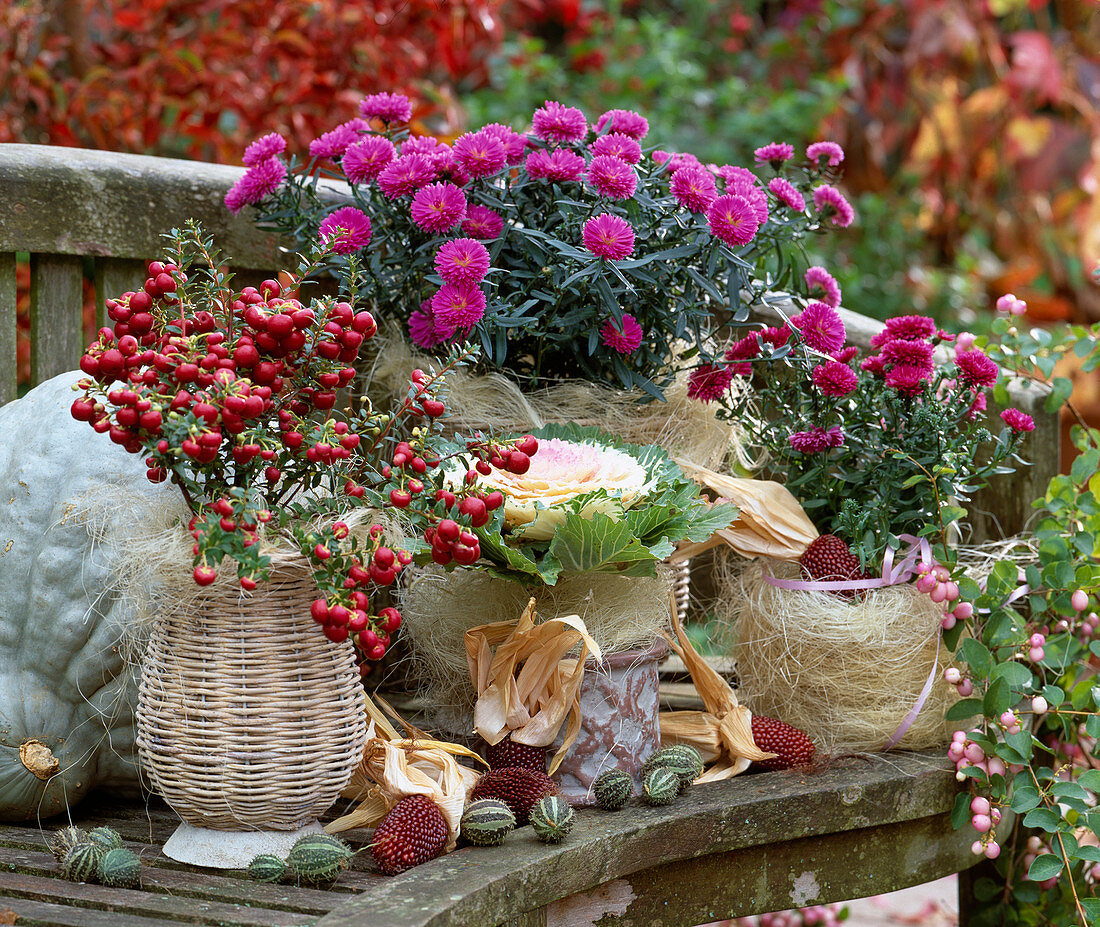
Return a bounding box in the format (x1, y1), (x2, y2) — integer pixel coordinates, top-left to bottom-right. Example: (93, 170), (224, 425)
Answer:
(671, 166), (718, 213)
(966, 391), (987, 421)
(812, 361), (858, 397)
(403, 135), (449, 161)
(318, 206), (372, 255)
(708, 194), (760, 247)
(591, 133), (642, 165)
(768, 177), (806, 213)
(754, 142), (795, 165)
(804, 265), (841, 308)
(532, 101), (588, 143)
(834, 345), (860, 364)
(653, 150), (702, 174)
(726, 178), (769, 226)
(243, 133), (286, 167)
(309, 119), (368, 160)
(408, 300), (456, 349)
(793, 301), (846, 355)
(884, 314), (937, 341)
(724, 333), (760, 376)
(342, 136), (396, 185)
(583, 214), (635, 260)
(760, 325), (791, 348)
(431, 282), (487, 330)
(224, 157), (287, 213)
(410, 182), (467, 234)
(687, 363), (734, 402)
(1001, 408), (1035, 433)
(360, 92), (413, 124)
(717, 165), (758, 189)
(955, 349), (999, 388)
(587, 155), (637, 199)
(600, 313), (644, 354)
(861, 354), (887, 377)
(481, 123), (528, 165)
(452, 130), (507, 178)
(812, 184), (855, 227)
(806, 141), (845, 167)
(377, 153), (437, 198)
(525, 148), (585, 182)
(789, 426), (845, 453)
(462, 205), (505, 240)
(882, 339), (934, 373)
(885, 364), (930, 396)
(594, 109), (649, 140)
(434, 238), (491, 286)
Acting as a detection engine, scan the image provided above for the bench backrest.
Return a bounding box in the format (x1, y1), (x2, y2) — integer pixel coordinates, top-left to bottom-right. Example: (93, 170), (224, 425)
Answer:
(0, 143), (1058, 537)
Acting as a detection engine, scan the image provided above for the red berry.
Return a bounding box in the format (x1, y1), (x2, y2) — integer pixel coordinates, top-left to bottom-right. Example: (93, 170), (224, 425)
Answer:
(240, 577), (258, 591)
(516, 435), (538, 456)
(324, 624), (349, 643)
(436, 519), (461, 543)
(389, 489), (412, 508)
(193, 565), (217, 586)
(422, 399), (445, 417)
(507, 451), (531, 474)
(459, 497), (489, 528)
(314, 544), (332, 560)
(310, 599), (330, 623)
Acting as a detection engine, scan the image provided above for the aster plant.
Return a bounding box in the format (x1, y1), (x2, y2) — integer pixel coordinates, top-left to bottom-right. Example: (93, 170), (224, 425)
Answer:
(717, 298), (1035, 566)
(230, 93), (856, 398)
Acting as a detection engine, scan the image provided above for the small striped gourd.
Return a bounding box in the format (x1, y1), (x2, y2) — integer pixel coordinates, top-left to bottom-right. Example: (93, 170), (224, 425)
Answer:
(593, 769), (633, 811)
(642, 767), (681, 806)
(460, 799), (516, 846)
(87, 826), (125, 850)
(247, 854), (288, 883)
(48, 826), (88, 862)
(287, 834), (352, 885)
(641, 745), (703, 787)
(99, 847), (142, 888)
(61, 843), (105, 882)
(529, 796), (575, 843)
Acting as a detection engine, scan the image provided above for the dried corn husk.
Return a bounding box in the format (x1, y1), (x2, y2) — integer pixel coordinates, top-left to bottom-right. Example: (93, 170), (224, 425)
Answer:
(466, 598), (603, 775)
(669, 460), (818, 561)
(659, 604), (773, 782)
(328, 695), (483, 849)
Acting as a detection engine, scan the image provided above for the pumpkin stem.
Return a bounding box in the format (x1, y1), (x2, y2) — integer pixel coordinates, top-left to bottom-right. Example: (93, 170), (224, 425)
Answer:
(19, 739), (60, 780)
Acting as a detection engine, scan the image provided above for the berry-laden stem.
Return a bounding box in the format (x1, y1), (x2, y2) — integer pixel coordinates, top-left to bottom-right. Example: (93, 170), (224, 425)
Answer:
(1028, 765), (1088, 926)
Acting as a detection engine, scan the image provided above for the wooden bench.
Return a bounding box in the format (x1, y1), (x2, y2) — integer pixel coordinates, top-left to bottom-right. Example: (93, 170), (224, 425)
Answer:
(0, 143), (1056, 925)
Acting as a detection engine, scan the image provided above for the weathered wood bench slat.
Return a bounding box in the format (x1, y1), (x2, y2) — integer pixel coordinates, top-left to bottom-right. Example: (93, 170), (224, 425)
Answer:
(30, 253), (85, 384)
(95, 258), (149, 330)
(0, 251), (15, 404)
(0, 896), (177, 927)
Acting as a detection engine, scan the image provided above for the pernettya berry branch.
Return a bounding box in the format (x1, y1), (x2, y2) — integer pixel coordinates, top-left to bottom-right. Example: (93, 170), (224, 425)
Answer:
(70, 221), (536, 673)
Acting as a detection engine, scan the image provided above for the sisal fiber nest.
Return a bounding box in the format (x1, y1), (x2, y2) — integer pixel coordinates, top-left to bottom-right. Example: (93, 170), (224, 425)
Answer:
(398, 565), (674, 737)
(734, 559), (954, 754)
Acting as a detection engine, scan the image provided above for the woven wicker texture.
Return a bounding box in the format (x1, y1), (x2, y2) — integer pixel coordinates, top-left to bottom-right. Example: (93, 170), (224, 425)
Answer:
(136, 564), (368, 830)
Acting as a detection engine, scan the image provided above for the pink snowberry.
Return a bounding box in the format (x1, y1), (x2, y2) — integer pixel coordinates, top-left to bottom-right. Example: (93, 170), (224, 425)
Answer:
(972, 814), (992, 833)
(970, 796), (990, 815)
(1072, 590), (1089, 612)
(944, 668), (961, 684)
(957, 679), (974, 697)
(1031, 696), (1049, 714)
(984, 842), (1001, 859)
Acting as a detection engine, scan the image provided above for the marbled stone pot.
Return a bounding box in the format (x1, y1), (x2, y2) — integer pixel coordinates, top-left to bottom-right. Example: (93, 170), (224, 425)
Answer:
(551, 638), (667, 805)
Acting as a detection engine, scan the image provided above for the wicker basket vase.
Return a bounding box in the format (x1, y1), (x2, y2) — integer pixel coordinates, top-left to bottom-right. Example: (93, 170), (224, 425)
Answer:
(136, 562), (367, 867)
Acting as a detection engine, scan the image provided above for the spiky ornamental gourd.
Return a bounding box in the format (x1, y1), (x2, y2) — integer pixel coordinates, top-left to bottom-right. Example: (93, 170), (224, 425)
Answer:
(87, 826), (124, 850)
(286, 834), (353, 885)
(48, 826), (89, 862)
(460, 798), (516, 846)
(529, 796), (575, 844)
(470, 767), (557, 825)
(642, 767), (681, 806)
(98, 847), (142, 888)
(247, 854), (288, 883)
(593, 769), (633, 811)
(61, 843), (105, 882)
(641, 745), (703, 787)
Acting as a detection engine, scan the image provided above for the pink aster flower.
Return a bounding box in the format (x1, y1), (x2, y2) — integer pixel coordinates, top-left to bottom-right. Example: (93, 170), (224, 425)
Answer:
(653, 150), (702, 174)
(813, 184), (855, 227)
(403, 135), (451, 163)
(408, 299), (456, 349)
(834, 346), (860, 364)
(308, 119), (368, 160)
(452, 130), (507, 178)
(717, 165), (759, 189)
(812, 361), (858, 397)
(708, 194), (760, 247)
(885, 364), (930, 396)
(587, 155), (638, 199)
(318, 206), (372, 255)
(754, 142), (796, 166)
(462, 205), (505, 240)
(410, 182), (467, 234)
(789, 426), (845, 453)
(966, 391), (987, 421)
(687, 363), (734, 402)
(861, 354), (887, 377)
(377, 153), (436, 198)
(882, 339), (934, 373)
(594, 109), (649, 140)
(724, 333), (760, 376)
(768, 177), (806, 213)
(342, 136), (396, 185)
(590, 133), (642, 165)
(725, 179), (769, 226)
(599, 314), (644, 354)
(532, 101), (588, 143)
(806, 141), (845, 167)
(804, 266), (841, 308)
(224, 157), (286, 213)
(955, 349), (999, 389)
(431, 282), (486, 330)
(884, 315), (936, 341)
(481, 123), (528, 165)
(360, 92), (413, 124)
(793, 301), (846, 355)
(671, 166), (718, 213)
(525, 148), (585, 182)
(434, 238), (491, 286)
(243, 133), (286, 167)
(757, 326), (790, 349)
(583, 214), (635, 260)
(1001, 408), (1035, 433)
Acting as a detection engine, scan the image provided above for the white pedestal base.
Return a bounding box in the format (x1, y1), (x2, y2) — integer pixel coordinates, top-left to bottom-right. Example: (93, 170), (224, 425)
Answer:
(161, 820), (326, 869)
